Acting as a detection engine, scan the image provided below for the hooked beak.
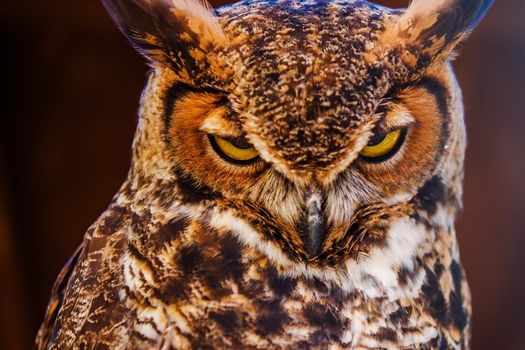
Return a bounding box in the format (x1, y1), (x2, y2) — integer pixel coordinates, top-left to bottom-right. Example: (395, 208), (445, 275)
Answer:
(304, 186), (327, 257)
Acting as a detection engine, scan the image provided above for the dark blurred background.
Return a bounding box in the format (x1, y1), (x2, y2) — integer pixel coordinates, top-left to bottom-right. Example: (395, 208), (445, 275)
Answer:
(0, 0), (523, 349)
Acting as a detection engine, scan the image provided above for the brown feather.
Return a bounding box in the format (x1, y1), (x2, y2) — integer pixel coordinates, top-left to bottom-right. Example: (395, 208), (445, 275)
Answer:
(34, 243), (84, 350)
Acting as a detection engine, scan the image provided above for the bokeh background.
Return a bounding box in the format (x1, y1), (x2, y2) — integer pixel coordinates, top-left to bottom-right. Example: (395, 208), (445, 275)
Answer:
(0, 0), (524, 349)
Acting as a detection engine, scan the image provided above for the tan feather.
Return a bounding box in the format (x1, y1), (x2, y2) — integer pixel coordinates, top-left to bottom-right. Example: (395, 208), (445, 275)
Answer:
(168, 0), (226, 44)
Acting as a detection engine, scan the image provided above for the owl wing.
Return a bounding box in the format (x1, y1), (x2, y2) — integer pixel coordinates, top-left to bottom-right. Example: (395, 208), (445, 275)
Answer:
(33, 243), (85, 350)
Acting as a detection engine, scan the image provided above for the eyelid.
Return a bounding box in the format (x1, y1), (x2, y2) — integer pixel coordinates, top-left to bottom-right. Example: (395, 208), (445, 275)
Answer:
(381, 104), (416, 131)
(200, 107), (244, 137)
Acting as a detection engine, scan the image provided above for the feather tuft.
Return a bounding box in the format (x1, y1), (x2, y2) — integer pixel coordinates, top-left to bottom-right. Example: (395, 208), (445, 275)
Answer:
(101, 0), (226, 66)
(169, 0), (226, 43)
(404, 0), (450, 19)
(399, 0), (494, 33)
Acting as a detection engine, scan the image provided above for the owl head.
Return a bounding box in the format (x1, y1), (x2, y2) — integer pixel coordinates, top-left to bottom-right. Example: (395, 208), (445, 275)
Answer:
(102, 0), (492, 268)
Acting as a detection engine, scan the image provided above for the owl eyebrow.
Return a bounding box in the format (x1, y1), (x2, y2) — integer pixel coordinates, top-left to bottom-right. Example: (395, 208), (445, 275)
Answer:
(200, 108), (245, 137)
(371, 101), (416, 134)
(164, 82), (224, 115)
(383, 106), (416, 130)
(164, 82), (227, 141)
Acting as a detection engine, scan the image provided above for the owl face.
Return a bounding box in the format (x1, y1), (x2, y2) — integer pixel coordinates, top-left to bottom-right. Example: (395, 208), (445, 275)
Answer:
(103, 0), (491, 266)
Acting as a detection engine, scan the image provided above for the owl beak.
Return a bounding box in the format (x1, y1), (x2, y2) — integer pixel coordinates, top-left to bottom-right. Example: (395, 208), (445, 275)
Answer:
(304, 186), (327, 258)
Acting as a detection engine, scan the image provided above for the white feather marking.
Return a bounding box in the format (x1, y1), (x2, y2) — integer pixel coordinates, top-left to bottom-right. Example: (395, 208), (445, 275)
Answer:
(208, 208), (433, 299)
(345, 217), (427, 299)
(384, 191), (414, 206)
(348, 310), (367, 349)
(397, 327), (440, 347)
(134, 321), (160, 340)
(123, 253), (138, 291)
(209, 209), (298, 269)
(200, 108), (240, 135)
(384, 107), (416, 129)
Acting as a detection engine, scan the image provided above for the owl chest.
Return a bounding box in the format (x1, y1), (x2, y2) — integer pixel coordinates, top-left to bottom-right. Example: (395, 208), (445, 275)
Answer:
(121, 238), (467, 350)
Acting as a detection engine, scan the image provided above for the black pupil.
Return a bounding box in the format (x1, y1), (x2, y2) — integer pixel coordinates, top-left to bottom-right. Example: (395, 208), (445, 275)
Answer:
(367, 131), (388, 147)
(228, 137), (252, 149)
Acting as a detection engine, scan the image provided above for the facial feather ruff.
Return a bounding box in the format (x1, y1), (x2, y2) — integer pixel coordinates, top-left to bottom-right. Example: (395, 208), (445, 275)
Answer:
(35, 0), (493, 349)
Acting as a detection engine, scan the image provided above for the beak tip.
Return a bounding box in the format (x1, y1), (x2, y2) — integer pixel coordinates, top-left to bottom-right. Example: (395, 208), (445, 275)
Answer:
(305, 216), (325, 258)
(303, 186), (327, 259)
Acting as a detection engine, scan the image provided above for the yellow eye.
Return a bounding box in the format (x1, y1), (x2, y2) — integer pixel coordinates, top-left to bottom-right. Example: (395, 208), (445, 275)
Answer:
(210, 135), (259, 164)
(360, 129), (406, 161)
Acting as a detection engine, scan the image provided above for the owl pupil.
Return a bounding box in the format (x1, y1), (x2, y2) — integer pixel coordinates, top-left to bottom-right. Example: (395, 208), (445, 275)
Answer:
(367, 131), (388, 146)
(228, 137), (252, 149)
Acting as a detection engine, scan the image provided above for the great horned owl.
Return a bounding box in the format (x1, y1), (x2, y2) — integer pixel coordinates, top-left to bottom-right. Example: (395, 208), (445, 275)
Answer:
(35, 0), (493, 348)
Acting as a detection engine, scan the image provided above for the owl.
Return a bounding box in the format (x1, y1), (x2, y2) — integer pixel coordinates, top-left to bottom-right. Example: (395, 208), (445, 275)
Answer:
(35, 0), (493, 348)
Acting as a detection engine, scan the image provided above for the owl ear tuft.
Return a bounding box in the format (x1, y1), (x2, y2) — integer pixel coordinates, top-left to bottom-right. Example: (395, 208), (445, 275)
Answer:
(396, 0), (494, 56)
(101, 0), (226, 69)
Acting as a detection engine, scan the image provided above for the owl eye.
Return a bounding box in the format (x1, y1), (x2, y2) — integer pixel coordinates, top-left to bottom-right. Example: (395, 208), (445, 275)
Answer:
(359, 128), (407, 162)
(209, 135), (259, 165)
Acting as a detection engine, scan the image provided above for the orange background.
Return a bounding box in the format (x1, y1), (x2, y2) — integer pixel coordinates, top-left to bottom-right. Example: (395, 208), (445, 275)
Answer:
(1, 1), (524, 349)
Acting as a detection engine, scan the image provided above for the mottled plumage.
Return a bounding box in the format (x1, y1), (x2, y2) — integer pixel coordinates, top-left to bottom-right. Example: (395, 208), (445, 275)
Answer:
(36, 0), (493, 348)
